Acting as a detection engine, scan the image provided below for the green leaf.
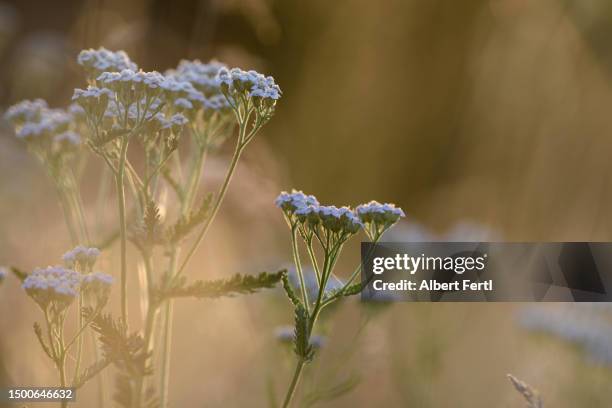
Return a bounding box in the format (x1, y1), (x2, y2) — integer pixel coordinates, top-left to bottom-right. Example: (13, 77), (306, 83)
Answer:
(342, 282), (363, 297)
(113, 374), (159, 408)
(143, 200), (161, 237)
(165, 194), (213, 245)
(281, 271), (301, 307)
(83, 307), (152, 379)
(324, 282), (363, 305)
(293, 304), (314, 362)
(131, 200), (164, 253)
(153, 270), (285, 302)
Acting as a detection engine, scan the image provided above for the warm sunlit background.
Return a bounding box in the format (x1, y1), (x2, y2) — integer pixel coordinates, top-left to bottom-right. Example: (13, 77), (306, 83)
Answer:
(2, 0), (612, 406)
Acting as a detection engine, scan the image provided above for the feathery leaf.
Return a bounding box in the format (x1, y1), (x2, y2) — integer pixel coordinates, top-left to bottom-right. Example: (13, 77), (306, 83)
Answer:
(72, 358), (112, 389)
(154, 270), (285, 302)
(281, 271), (301, 306)
(165, 194), (213, 245)
(293, 304), (314, 362)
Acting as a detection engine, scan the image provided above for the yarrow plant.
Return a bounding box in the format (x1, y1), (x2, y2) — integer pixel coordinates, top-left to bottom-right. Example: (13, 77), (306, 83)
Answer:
(4, 99), (89, 245)
(275, 190), (404, 407)
(6, 47), (284, 407)
(21, 247), (112, 408)
(5, 43), (406, 407)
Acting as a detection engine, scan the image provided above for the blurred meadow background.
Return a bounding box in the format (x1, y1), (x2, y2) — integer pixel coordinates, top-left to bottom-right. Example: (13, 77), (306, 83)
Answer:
(2, 0), (612, 406)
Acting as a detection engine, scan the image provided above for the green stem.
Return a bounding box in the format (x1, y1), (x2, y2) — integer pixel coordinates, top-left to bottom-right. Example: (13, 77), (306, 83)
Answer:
(183, 147), (206, 212)
(58, 323), (68, 408)
(305, 240), (321, 285)
(282, 360), (305, 408)
(66, 172), (90, 244)
(117, 137), (130, 326)
(323, 236), (381, 307)
(57, 187), (79, 246)
(72, 295), (84, 386)
(157, 115), (250, 407)
(90, 329), (106, 408)
(157, 144), (206, 408)
(174, 131), (245, 279)
(291, 227), (310, 313)
(159, 299), (174, 408)
(59, 358), (68, 408)
(134, 255), (157, 408)
(281, 248), (335, 408)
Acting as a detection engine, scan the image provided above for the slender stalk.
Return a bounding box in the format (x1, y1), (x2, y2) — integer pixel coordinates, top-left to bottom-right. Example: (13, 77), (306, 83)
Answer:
(134, 254), (157, 408)
(66, 172), (90, 244)
(58, 323), (68, 408)
(157, 144), (205, 408)
(174, 135), (244, 279)
(59, 357), (68, 408)
(183, 147), (206, 211)
(90, 329), (106, 408)
(72, 295), (84, 386)
(116, 137), (130, 326)
(291, 227), (310, 313)
(282, 360), (305, 408)
(159, 298), (174, 408)
(282, 241), (342, 407)
(57, 187), (79, 246)
(159, 251), (181, 408)
(157, 113), (252, 407)
(305, 240), (321, 285)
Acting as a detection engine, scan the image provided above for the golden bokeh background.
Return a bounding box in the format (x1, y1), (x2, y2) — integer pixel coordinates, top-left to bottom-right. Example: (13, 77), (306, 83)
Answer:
(1, 0), (612, 406)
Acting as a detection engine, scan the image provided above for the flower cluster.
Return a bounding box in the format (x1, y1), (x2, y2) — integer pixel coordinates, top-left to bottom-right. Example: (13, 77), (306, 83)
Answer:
(275, 191), (395, 267)
(4, 100), (82, 161)
(24, 246), (112, 310)
(16, 109), (72, 140)
(71, 86), (113, 123)
(356, 201), (406, 240)
(97, 69), (164, 91)
(62, 246), (100, 272)
(73, 69), (195, 148)
(95, 70), (167, 117)
(77, 47), (138, 79)
(23, 266), (81, 309)
(217, 67), (282, 104)
(167, 59), (226, 96)
(277, 190), (399, 245)
(4, 99), (48, 125)
(154, 112), (188, 131)
(275, 190), (320, 213)
(80, 271), (114, 305)
(0, 266), (7, 284)
(165, 60), (232, 120)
